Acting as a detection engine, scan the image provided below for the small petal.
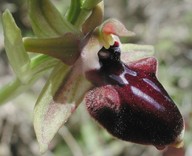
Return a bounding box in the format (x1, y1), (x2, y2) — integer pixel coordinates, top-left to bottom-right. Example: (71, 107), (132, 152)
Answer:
(101, 18), (135, 37)
(96, 19), (135, 48)
(121, 43), (155, 63)
(82, 2), (104, 34)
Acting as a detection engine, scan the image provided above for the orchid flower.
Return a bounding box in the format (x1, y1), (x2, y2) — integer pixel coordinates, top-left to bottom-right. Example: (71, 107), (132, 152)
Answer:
(0, 0), (184, 153)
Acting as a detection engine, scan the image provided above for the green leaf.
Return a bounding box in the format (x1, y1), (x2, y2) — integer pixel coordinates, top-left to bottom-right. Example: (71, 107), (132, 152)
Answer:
(29, 0), (79, 37)
(23, 33), (81, 65)
(2, 10), (30, 83)
(121, 43), (155, 62)
(33, 62), (92, 153)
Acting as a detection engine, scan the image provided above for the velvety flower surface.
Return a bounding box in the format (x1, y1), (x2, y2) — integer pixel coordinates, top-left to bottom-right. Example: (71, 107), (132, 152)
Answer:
(85, 43), (184, 150)
(0, 0), (184, 153)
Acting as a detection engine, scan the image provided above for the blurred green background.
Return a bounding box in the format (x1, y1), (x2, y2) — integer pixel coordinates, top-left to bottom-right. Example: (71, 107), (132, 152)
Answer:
(0, 0), (192, 156)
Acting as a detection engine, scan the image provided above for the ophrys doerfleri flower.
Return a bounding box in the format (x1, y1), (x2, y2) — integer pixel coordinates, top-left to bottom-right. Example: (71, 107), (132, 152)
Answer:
(0, 0), (184, 153)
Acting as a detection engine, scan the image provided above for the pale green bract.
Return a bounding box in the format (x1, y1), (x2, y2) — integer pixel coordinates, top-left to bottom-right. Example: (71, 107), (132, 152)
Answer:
(0, 0), (154, 153)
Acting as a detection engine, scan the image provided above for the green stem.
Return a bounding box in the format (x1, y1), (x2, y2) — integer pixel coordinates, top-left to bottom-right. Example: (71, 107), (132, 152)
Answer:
(0, 79), (21, 104)
(0, 55), (58, 105)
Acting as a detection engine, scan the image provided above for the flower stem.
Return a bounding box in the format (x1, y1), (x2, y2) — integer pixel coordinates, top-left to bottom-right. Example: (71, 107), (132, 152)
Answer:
(0, 79), (22, 104)
(0, 55), (58, 105)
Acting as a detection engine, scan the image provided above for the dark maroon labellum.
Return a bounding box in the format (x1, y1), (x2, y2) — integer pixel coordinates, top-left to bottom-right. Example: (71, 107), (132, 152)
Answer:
(85, 42), (184, 149)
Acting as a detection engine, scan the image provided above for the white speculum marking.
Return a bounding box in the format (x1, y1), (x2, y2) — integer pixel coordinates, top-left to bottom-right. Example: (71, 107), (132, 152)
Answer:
(130, 86), (165, 111)
(143, 78), (161, 92)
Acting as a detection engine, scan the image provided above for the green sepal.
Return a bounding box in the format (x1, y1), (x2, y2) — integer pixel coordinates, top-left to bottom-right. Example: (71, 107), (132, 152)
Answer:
(28, 0), (79, 37)
(2, 10), (31, 83)
(33, 62), (92, 153)
(66, 0), (81, 24)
